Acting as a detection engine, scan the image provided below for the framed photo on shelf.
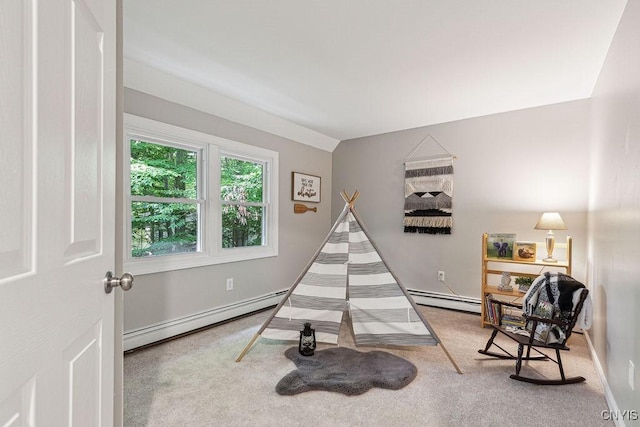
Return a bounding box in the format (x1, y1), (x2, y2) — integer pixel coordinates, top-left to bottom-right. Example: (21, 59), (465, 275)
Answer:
(514, 241), (537, 262)
(292, 172), (321, 203)
(486, 233), (516, 259)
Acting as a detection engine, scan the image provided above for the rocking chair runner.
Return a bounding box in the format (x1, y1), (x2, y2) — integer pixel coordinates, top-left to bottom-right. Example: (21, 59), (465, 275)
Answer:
(478, 287), (589, 385)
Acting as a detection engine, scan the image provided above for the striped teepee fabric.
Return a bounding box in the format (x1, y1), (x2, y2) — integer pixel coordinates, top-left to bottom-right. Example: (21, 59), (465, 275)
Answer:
(261, 216), (349, 344)
(347, 213), (438, 346)
(261, 210), (438, 347)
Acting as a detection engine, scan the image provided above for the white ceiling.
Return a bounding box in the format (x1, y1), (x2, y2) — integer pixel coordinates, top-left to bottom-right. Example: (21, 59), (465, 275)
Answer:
(123, 1), (627, 150)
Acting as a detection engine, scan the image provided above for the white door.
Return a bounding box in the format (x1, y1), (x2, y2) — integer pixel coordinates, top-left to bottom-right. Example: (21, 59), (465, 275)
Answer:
(0, 0), (117, 425)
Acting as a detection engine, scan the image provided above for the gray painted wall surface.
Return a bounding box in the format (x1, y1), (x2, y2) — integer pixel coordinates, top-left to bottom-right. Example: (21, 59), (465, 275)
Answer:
(122, 89), (332, 332)
(332, 100), (590, 298)
(121, 3), (640, 413)
(589, 0), (640, 417)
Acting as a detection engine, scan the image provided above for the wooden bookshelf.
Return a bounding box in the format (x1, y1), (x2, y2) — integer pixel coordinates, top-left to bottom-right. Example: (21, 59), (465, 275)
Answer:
(480, 233), (572, 327)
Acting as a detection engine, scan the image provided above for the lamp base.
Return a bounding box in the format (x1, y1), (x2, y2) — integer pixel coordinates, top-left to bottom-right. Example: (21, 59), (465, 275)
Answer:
(544, 233), (557, 264)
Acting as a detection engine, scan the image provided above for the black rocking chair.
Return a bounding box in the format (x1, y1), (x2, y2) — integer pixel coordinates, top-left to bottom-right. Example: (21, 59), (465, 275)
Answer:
(478, 288), (589, 385)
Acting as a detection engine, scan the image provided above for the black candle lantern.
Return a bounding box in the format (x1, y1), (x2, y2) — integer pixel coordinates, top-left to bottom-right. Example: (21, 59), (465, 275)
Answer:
(298, 322), (316, 356)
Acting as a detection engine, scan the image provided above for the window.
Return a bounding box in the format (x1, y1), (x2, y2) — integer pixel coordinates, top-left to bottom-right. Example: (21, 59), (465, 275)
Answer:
(130, 140), (201, 257)
(124, 115), (279, 275)
(220, 155), (266, 248)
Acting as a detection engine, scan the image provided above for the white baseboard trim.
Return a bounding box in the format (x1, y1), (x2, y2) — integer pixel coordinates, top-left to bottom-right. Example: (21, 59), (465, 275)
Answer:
(123, 290), (286, 351)
(409, 289), (481, 314)
(124, 289), (480, 351)
(584, 332), (625, 426)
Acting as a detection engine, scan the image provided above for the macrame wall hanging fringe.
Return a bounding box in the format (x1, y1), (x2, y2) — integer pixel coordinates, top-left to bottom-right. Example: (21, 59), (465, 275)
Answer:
(403, 134), (454, 235)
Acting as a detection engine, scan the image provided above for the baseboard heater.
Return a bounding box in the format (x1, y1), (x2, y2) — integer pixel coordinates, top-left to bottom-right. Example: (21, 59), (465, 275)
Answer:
(124, 288), (480, 351)
(408, 289), (481, 314)
(123, 290), (287, 351)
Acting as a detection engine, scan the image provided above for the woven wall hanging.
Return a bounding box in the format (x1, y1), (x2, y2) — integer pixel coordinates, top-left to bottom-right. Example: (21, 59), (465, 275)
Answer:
(403, 135), (455, 234)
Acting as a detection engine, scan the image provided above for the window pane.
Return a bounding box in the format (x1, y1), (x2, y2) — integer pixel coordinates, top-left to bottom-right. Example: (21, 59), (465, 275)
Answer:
(220, 156), (263, 203)
(131, 201), (198, 257)
(130, 140), (198, 198)
(222, 205), (264, 248)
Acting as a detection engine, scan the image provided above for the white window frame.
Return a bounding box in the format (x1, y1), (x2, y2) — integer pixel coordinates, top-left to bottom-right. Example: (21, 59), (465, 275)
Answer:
(123, 114), (279, 275)
(218, 151), (270, 251)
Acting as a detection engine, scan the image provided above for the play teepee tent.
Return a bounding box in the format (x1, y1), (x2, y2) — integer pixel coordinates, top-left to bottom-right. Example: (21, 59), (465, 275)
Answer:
(236, 191), (461, 374)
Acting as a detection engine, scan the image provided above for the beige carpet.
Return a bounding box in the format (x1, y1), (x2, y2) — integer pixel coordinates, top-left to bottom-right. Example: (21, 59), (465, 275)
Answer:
(124, 306), (612, 426)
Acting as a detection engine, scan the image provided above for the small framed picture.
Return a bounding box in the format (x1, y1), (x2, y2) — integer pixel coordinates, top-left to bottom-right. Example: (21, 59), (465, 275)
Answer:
(486, 233), (516, 259)
(514, 241), (537, 262)
(292, 172), (321, 203)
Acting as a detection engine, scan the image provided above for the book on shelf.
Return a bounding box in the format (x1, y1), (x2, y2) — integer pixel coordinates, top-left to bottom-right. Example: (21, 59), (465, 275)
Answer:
(485, 294), (497, 324)
(501, 314), (525, 328)
(484, 295), (525, 327)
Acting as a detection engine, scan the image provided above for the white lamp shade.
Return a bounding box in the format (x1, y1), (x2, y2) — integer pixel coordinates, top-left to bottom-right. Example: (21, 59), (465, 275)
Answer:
(534, 212), (567, 230)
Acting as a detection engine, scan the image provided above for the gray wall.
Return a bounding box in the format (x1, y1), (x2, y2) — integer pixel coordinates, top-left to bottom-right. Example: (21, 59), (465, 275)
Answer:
(589, 0), (640, 417)
(332, 100), (590, 298)
(122, 89), (332, 332)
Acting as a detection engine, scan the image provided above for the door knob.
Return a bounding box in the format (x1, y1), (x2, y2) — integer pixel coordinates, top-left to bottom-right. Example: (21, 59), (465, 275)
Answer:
(104, 271), (134, 294)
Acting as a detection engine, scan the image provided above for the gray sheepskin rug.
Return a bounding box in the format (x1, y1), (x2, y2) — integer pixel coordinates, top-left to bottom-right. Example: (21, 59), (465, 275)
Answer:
(275, 347), (417, 396)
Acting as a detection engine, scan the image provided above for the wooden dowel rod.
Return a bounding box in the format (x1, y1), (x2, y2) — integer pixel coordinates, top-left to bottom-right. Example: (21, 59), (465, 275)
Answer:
(235, 333), (260, 362)
(439, 340), (463, 374)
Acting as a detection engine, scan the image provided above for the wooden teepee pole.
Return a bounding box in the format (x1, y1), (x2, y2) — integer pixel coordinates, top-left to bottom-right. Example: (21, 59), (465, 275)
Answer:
(235, 333), (260, 362)
(341, 190), (360, 207)
(438, 340), (463, 374)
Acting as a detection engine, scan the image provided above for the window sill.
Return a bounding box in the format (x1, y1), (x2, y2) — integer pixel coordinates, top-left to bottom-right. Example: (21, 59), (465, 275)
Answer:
(124, 247), (278, 276)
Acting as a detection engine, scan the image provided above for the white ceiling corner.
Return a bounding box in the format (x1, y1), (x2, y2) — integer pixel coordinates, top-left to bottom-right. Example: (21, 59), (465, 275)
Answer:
(123, 58), (340, 152)
(123, 1), (627, 151)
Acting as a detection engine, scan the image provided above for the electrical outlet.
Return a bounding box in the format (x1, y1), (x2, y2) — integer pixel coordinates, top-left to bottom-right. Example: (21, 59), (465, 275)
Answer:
(629, 360), (635, 390)
(438, 271), (445, 282)
(226, 278), (234, 291)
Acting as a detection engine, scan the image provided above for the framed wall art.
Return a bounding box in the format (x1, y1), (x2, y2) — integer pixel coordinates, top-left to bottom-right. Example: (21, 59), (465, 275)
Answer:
(292, 172), (321, 203)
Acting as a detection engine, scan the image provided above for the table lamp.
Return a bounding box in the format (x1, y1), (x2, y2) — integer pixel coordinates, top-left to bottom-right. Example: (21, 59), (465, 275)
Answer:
(534, 212), (567, 262)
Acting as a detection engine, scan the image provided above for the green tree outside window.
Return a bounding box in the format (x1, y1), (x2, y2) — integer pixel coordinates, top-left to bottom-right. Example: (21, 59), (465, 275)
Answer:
(130, 140), (199, 257)
(220, 156), (265, 248)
